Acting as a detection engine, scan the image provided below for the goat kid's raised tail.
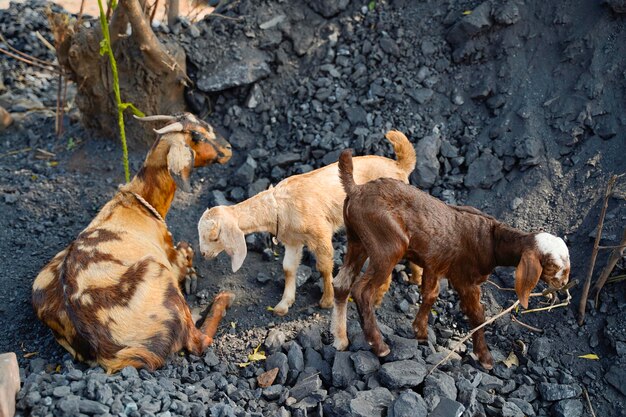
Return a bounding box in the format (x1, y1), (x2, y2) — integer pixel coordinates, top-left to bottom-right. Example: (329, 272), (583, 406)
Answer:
(385, 129), (416, 174)
(338, 149), (357, 195)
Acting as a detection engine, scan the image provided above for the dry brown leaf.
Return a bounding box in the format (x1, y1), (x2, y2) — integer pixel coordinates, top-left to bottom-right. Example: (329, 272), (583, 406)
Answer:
(502, 351), (519, 368)
(257, 367), (279, 388)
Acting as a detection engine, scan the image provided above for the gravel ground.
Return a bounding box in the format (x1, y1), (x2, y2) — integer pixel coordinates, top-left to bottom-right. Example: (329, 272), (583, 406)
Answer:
(0, 0), (625, 416)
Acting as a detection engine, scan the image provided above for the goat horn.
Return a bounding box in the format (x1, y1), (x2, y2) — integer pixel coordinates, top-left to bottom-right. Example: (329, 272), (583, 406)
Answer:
(154, 122), (184, 135)
(134, 115), (177, 122)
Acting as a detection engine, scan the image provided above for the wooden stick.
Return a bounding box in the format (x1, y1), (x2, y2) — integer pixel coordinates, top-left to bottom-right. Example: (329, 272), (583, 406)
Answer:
(591, 227), (626, 306)
(200, 291), (235, 345)
(0, 32), (59, 67)
(511, 315), (544, 333)
(578, 175), (618, 325)
(428, 301), (520, 375)
(583, 388), (597, 417)
(485, 280), (517, 292)
(598, 244), (626, 250)
(0, 47), (63, 75)
(607, 274), (626, 284)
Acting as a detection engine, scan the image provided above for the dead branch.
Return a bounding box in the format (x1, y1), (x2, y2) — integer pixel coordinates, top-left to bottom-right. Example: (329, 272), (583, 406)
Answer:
(511, 315), (544, 333)
(578, 175), (619, 325)
(583, 388), (597, 417)
(591, 227), (626, 306)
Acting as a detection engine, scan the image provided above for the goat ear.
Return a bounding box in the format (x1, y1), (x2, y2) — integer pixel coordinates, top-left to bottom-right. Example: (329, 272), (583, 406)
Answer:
(168, 141), (195, 193)
(515, 251), (542, 309)
(222, 223), (247, 272)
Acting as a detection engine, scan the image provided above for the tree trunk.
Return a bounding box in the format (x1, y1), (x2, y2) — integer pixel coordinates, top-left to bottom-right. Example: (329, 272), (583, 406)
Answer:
(48, 0), (187, 148)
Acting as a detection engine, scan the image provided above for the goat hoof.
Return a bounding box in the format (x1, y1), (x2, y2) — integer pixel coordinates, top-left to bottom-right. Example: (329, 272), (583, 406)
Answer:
(480, 361), (494, 371)
(273, 304), (289, 316)
(374, 343), (391, 358)
(333, 338), (349, 351)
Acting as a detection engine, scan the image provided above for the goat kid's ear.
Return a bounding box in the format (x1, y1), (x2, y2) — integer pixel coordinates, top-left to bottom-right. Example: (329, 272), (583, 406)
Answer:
(168, 141), (195, 193)
(222, 224), (247, 272)
(515, 251), (543, 309)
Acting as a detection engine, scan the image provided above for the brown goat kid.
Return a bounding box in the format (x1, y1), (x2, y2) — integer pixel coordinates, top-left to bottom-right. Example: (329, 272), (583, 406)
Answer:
(32, 113), (233, 373)
(332, 149), (570, 370)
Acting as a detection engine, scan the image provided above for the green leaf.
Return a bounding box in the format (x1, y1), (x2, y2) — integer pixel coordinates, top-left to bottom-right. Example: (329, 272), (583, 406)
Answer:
(368, 1), (376, 11)
(578, 353), (599, 360)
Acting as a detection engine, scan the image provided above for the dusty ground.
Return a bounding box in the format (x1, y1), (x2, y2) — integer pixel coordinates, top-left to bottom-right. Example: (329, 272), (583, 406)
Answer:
(0, 0), (625, 416)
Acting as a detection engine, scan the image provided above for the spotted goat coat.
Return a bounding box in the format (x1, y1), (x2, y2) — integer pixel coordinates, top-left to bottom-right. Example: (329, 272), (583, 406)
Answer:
(32, 114), (232, 372)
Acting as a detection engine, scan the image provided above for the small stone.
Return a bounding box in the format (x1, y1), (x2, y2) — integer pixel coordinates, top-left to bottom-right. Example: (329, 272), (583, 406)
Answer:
(411, 125), (441, 189)
(288, 342), (304, 372)
(57, 395), (80, 415)
(332, 351), (357, 388)
(265, 329), (287, 353)
(304, 348), (332, 385)
(424, 371), (457, 402)
(464, 153), (504, 189)
(257, 272), (272, 284)
(290, 374), (322, 402)
(53, 386), (71, 397)
(380, 36), (401, 57)
(188, 24), (201, 38)
(349, 387), (395, 417)
(388, 390), (427, 417)
(529, 337), (551, 361)
(266, 352), (289, 385)
(262, 384), (283, 400)
(397, 299), (410, 313)
(234, 155), (257, 185)
(350, 351), (380, 376)
(259, 15), (286, 30)
(379, 360), (428, 389)
(407, 88), (434, 105)
(605, 364), (626, 396)
(501, 401), (525, 417)
(296, 265), (312, 287)
(79, 399), (110, 415)
(538, 382), (582, 401)
(248, 177), (270, 198)
(552, 399), (583, 417)
(428, 397), (465, 417)
(298, 325), (323, 351)
(386, 335), (421, 361)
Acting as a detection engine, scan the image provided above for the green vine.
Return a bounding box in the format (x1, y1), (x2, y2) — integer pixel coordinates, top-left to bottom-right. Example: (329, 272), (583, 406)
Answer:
(96, 0), (144, 183)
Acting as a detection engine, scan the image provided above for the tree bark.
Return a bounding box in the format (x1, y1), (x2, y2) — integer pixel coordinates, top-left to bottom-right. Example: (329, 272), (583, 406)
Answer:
(48, 0), (187, 148)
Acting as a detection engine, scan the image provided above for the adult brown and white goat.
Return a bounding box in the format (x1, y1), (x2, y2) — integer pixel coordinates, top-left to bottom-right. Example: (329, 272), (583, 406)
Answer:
(32, 113), (233, 373)
(198, 131), (422, 316)
(332, 149), (570, 369)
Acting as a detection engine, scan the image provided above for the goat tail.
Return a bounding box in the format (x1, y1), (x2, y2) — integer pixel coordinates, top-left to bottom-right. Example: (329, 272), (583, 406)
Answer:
(101, 346), (165, 374)
(338, 149), (356, 195)
(385, 130), (416, 175)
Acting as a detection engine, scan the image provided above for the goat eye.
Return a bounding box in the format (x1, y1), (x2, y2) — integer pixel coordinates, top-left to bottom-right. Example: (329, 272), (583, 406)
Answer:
(191, 131), (203, 143)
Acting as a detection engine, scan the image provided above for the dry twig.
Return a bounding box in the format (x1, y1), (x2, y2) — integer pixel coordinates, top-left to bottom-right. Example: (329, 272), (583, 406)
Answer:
(583, 388), (597, 417)
(591, 227), (626, 306)
(578, 175), (619, 325)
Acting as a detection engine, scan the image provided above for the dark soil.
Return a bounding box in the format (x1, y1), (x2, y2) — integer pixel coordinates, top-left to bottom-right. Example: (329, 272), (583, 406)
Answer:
(0, 0), (625, 416)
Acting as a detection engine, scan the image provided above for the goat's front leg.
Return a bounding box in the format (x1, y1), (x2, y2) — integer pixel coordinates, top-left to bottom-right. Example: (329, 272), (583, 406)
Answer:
(456, 282), (493, 370)
(332, 241), (367, 351)
(308, 236), (335, 309)
(173, 241), (197, 295)
(412, 269), (439, 342)
(273, 244), (303, 316)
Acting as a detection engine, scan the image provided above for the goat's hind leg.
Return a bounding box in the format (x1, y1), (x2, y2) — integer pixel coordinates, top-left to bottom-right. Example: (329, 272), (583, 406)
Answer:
(412, 268), (439, 343)
(307, 235), (335, 309)
(332, 240), (367, 351)
(457, 282), (493, 370)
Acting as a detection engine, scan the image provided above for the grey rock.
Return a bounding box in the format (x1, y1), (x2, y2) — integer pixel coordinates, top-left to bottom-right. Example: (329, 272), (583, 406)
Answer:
(349, 387), (395, 417)
(266, 352), (289, 385)
(306, 0), (350, 17)
(29, 358), (46, 374)
(386, 335), (421, 361)
(210, 190), (231, 206)
(508, 398), (535, 416)
(197, 48), (271, 92)
(57, 395), (80, 415)
(411, 125), (442, 188)
(288, 342), (305, 372)
(478, 373), (504, 391)
(204, 349), (219, 367)
(304, 348), (332, 385)
(379, 360), (427, 389)
(514, 137), (543, 166)
(346, 106), (368, 127)
(428, 397), (465, 417)
(464, 153), (504, 189)
(605, 364), (626, 396)
(494, 1), (521, 25)
(529, 337), (551, 361)
(52, 386), (71, 397)
(210, 403), (237, 417)
(501, 401), (524, 417)
(299, 325), (324, 351)
(257, 272), (272, 284)
(552, 399), (583, 417)
(78, 399), (110, 415)
(188, 24), (201, 38)
(332, 351), (357, 388)
(234, 155), (257, 185)
(388, 390), (428, 417)
(291, 374), (322, 402)
(380, 36), (401, 57)
(407, 88), (434, 105)
(265, 329), (287, 354)
(259, 14), (286, 30)
(350, 351), (380, 375)
(424, 371), (457, 402)
(263, 384), (283, 401)
(296, 265), (313, 287)
(275, 152), (301, 166)
(446, 1), (493, 47)
(248, 177), (270, 198)
(324, 390), (353, 417)
(538, 382), (582, 401)
(606, 0), (626, 13)
(510, 384), (537, 402)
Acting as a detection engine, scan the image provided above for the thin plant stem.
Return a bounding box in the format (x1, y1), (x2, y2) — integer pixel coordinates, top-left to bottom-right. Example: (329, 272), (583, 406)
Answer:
(97, 0), (130, 182)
